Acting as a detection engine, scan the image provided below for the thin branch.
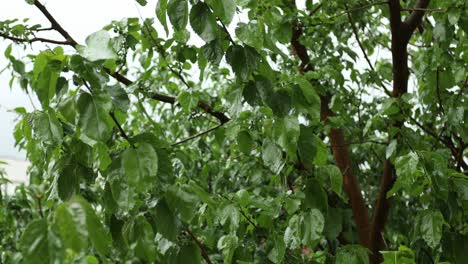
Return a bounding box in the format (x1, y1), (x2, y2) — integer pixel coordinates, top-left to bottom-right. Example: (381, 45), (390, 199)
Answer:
(171, 123), (223, 147)
(109, 112), (133, 147)
(0, 32), (73, 45)
(186, 229), (213, 264)
(217, 18), (235, 45)
(37, 196), (44, 218)
(344, 4), (392, 96)
(402, 7), (443, 12)
(33, 0), (78, 46)
(331, 1), (388, 19)
(435, 67), (445, 114)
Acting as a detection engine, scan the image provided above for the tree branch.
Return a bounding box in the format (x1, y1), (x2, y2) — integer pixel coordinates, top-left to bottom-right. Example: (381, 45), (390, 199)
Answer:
(291, 19), (371, 248)
(370, 1), (430, 262)
(186, 229), (213, 264)
(403, 0), (431, 34)
(171, 123), (224, 147)
(344, 4), (391, 96)
(0, 32), (73, 45)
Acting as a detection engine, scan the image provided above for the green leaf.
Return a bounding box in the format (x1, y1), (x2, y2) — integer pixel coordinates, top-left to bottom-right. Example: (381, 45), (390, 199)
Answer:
(326, 165), (343, 197)
(190, 2), (218, 42)
(177, 91), (199, 111)
(171, 242), (202, 264)
(386, 139), (397, 159)
(219, 203), (240, 231)
(284, 214), (301, 249)
(235, 21), (264, 50)
(301, 209), (324, 247)
(262, 139), (283, 174)
(165, 185), (199, 222)
(237, 130), (253, 154)
(30, 109), (63, 144)
(122, 142), (158, 192)
(20, 219), (49, 264)
(267, 234), (286, 263)
(336, 245), (369, 264)
(201, 38), (224, 66)
(156, 0), (169, 34)
(77, 92), (114, 142)
(297, 125), (316, 170)
(418, 210), (445, 248)
(217, 233), (238, 264)
(122, 215), (156, 262)
(303, 178), (328, 214)
(105, 85), (130, 112)
(207, 0), (236, 24)
(226, 44), (260, 81)
(55, 202), (88, 252)
(78, 30), (117, 61)
(136, 0), (147, 6)
(78, 197), (112, 256)
(57, 161), (91, 201)
(381, 246), (416, 264)
(155, 199), (180, 241)
(167, 0), (188, 31)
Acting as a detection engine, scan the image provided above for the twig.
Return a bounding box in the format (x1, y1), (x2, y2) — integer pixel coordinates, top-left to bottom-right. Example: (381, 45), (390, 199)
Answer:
(171, 123), (223, 146)
(33, 0), (78, 45)
(82, 79), (133, 147)
(186, 229), (213, 264)
(0, 32), (73, 45)
(37, 196), (44, 218)
(345, 4), (392, 96)
(402, 7), (443, 12)
(435, 67), (445, 114)
(331, 1), (388, 19)
(217, 18), (235, 45)
(109, 112), (133, 147)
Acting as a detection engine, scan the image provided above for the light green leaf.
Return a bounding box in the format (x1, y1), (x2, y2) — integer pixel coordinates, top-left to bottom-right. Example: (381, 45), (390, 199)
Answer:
(336, 245), (369, 264)
(262, 139), (284, 174)
(301, 209), (324, 247)
(235, 21), (264, 50)
(217, 234), (238, 264)
(381, 246), (416, 264)
(30, 109), (63, 144)
(78, 30), (117, 61)
(386, 139), (397, 159)
(55, 202), (88, 252)
(20, 219), (49, 264)
(156, 0), (169, 34)
(418, 210), (445, 248)
(267, 234), (285, 263)
(219, 204), (240, 231)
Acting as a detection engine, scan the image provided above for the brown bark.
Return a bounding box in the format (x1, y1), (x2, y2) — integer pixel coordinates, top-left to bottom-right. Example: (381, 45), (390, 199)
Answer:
(291, 23), (371, 248)
(369, 1), (430, 263)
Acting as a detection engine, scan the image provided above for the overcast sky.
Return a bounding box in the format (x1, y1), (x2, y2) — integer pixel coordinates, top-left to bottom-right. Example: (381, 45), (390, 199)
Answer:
(0, 0), (158, 160)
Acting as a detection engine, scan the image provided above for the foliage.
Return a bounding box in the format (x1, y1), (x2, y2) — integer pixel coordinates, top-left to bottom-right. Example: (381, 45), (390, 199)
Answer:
(0, 0), (467, 263)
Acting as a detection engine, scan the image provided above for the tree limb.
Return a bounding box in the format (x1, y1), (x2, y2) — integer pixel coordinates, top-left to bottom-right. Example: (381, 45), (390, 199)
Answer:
(0, 32), (73, 45)
(291, 18), (371, 248)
